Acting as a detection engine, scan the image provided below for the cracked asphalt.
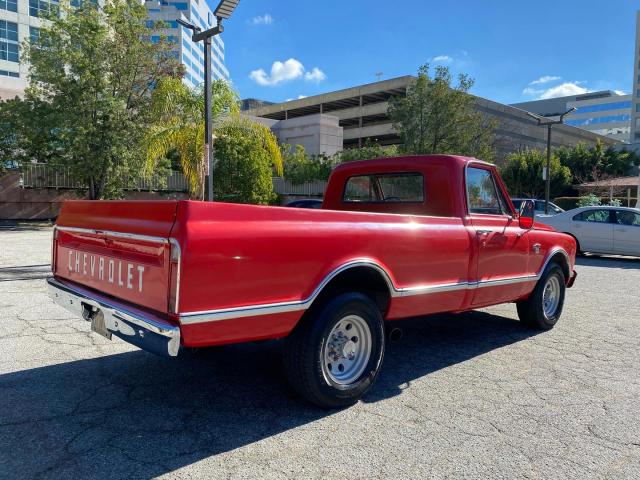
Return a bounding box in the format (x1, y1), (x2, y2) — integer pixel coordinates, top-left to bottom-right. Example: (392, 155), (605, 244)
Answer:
(0, 226), (639, 479)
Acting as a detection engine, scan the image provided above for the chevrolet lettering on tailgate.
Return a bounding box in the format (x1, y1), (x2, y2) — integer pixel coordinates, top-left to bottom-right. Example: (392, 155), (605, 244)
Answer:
(65, 249), (145, 292)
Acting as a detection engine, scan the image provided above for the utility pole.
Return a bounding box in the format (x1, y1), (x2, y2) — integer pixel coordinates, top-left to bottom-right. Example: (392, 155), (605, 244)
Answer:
(177, 0), (240, 201)
(527, 107), (576, 214)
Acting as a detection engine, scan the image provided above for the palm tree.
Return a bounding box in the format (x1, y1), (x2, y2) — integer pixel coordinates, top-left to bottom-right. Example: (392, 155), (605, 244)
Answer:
(144, 77), (240, 199)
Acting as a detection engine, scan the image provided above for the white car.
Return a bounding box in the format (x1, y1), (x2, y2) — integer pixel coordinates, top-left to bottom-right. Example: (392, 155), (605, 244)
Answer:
(511, 198), (564, 217)
(539, 206), (640, 257)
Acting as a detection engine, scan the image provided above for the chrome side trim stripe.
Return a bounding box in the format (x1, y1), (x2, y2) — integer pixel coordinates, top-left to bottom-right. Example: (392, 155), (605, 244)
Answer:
(180, 259), (392, 325)
(56, 226), (169, 245)
(179, 249), (570, 325)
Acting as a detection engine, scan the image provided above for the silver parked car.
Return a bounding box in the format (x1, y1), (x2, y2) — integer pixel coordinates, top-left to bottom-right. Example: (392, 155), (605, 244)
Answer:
(539, 206), (640, 257)
(511, 198), (564, 216)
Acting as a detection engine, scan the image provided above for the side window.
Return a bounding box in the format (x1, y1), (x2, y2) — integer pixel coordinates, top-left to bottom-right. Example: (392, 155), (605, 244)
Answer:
(466, 167), (506, 215)
(343, 173), (424, 203)
(615, 210), (640, 226)
(573, 210), (610, 223)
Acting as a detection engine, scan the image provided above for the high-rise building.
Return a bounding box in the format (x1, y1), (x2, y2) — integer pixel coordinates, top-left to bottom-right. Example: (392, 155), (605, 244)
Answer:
(144, 0), (229, 88)
(512, 91), (632, 143)
(0, 0), (228, 100)
(631, 11), (640, 143)
(0, 0), (59, 99)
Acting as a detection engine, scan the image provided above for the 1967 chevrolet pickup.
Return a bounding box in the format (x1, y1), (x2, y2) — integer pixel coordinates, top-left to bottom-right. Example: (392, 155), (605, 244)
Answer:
(47, 155), (577, 408)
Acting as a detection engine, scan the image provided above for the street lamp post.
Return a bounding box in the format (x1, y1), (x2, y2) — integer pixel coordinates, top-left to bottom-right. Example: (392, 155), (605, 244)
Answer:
(177, 0), (240, 201)
(527, 107), (576, 214)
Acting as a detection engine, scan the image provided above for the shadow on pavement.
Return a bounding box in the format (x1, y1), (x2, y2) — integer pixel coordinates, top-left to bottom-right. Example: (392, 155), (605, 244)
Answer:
(576, 255), (640, 269)
(0, 310), (537, 479)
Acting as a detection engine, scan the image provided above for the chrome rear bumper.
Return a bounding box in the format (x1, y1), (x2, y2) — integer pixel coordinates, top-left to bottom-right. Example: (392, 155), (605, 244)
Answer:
(47, 277), (180, 357)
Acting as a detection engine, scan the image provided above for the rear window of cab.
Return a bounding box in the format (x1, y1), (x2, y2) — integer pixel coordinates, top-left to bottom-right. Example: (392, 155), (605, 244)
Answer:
(343, 172), (425, 203)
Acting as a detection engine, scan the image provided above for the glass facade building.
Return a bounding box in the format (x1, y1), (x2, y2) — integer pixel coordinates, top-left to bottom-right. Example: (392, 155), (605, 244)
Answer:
(144, 0), (229, 89)
(632, 11), (640, 142)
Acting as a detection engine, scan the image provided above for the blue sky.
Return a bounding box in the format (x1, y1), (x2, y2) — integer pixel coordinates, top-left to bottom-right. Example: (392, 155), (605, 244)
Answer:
(215, 0), (638, 105)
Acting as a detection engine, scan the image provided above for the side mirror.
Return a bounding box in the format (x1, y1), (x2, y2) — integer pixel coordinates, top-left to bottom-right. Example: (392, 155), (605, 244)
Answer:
(519, 200), (535, 230)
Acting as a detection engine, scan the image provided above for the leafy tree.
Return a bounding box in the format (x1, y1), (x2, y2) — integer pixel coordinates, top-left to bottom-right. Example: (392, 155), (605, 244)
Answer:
(499, 148), (571, 198)
(213, 117), (281, 204)
(555, 140), (639, 185)
(281, 144), (334, 184)
(145, 77), (241, 198)
(5, 0), (184, 199)
(338, 140), (398, 163)
(389, 64), (495, 160)
(577, 194), (601, 207)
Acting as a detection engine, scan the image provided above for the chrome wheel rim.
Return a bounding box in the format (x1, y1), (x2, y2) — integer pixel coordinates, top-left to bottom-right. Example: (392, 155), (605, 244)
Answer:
(322, 315), (372, 386)
(542, 275), (561, 318)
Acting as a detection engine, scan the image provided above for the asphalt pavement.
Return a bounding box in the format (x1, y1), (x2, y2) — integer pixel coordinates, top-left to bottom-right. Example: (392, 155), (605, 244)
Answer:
(0, 226), (639, 479)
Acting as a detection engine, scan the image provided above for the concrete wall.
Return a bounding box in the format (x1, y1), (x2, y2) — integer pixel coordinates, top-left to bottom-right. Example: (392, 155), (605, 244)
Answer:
(0, 172), (188, 220)
(271, 114), (343, 156)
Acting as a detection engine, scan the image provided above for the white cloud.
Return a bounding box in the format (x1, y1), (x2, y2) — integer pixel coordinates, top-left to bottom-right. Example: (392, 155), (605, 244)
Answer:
(522, 81), (591, 100)
(249, 58), (305, 86)
(432, 55), (453, 63)
(614, 89), (627, 95)
(248, 14), (273, 25)
(538, 82), (590, 99)
(298, 94), (307, 99)
(304, 67), (326, 83)
(250, 59), (326, 86)
(530, 75), (561, 85)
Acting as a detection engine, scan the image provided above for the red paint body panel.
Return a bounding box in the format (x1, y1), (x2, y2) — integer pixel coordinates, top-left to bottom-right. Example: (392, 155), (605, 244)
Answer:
(51, 155), (577, 350)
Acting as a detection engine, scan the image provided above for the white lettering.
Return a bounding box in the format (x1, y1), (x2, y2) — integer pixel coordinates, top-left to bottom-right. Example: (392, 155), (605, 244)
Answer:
(108, 260), (114, 283)
(75, 252), (80, 273)
(118, 261), (124, 287)
(99, 258), (104, 280)
(137, 266), (145, 292)
(68, 251), (73, 272)
(90, 256), (96, 276)
(83, 254), (87, 275)
(126, 264), (133, 290)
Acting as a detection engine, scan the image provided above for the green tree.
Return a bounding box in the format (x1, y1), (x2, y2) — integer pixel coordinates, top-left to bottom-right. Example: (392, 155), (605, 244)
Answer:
(281, 144), (334, 184)
(338, 140), (399, 163)
(213, 117), (281, 204)
(389, 64), (495, 160)
(7, 0), (182, 199)
(499, 148), (572, 198)
(555, 140), (639, 185)
(144, 77), (241, 198)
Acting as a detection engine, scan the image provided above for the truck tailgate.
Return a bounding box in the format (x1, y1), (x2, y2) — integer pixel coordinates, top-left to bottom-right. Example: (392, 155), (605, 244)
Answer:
(53, 201), (179, 313)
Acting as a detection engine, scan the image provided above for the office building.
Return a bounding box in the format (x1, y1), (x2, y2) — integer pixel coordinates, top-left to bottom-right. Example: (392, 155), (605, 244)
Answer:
(0, 0), (55, 99)
(512, 91), (632, 143)
(631, 11), (640, 142)
(245, 76), (619, 161)
(144, 0), (229, 88)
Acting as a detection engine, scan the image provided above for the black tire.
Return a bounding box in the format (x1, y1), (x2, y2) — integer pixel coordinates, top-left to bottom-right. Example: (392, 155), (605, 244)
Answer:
(283, 292), (385, 409)
(516, 262), (566, 330)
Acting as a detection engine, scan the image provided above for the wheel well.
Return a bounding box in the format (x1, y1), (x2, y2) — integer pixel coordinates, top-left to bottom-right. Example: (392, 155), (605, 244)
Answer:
(549, 251), (571, 281)
(309, 266), (392, 316)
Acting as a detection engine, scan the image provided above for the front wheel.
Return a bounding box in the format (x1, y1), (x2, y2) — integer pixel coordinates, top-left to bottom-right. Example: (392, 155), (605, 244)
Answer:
(516, 263), (566, 330)
(283, 292), (385, 409)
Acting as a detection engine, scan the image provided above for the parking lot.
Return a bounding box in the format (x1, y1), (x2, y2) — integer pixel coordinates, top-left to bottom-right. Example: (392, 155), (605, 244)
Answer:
(0, 225), (639, 479)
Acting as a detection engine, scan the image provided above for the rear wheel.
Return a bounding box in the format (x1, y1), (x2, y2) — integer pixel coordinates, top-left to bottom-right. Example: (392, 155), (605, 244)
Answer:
(517, 263), (566, 330)
(283, 292), (385, 409)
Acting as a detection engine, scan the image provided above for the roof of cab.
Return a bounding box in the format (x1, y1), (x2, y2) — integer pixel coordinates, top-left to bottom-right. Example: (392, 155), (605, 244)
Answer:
(331, 154), (493, 175)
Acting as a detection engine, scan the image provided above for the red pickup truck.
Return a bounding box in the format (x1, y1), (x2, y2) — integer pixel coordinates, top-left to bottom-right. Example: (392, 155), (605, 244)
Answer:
(47, 155), (577, 408)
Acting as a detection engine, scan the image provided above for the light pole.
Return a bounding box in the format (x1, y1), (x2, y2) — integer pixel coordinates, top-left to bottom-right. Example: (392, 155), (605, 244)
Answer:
(527, 107), (576, 214)
(177, 0), (240, 201)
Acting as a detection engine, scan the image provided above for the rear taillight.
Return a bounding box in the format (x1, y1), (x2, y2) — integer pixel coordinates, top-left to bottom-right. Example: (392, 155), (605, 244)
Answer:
(168, 239), (181, 314)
